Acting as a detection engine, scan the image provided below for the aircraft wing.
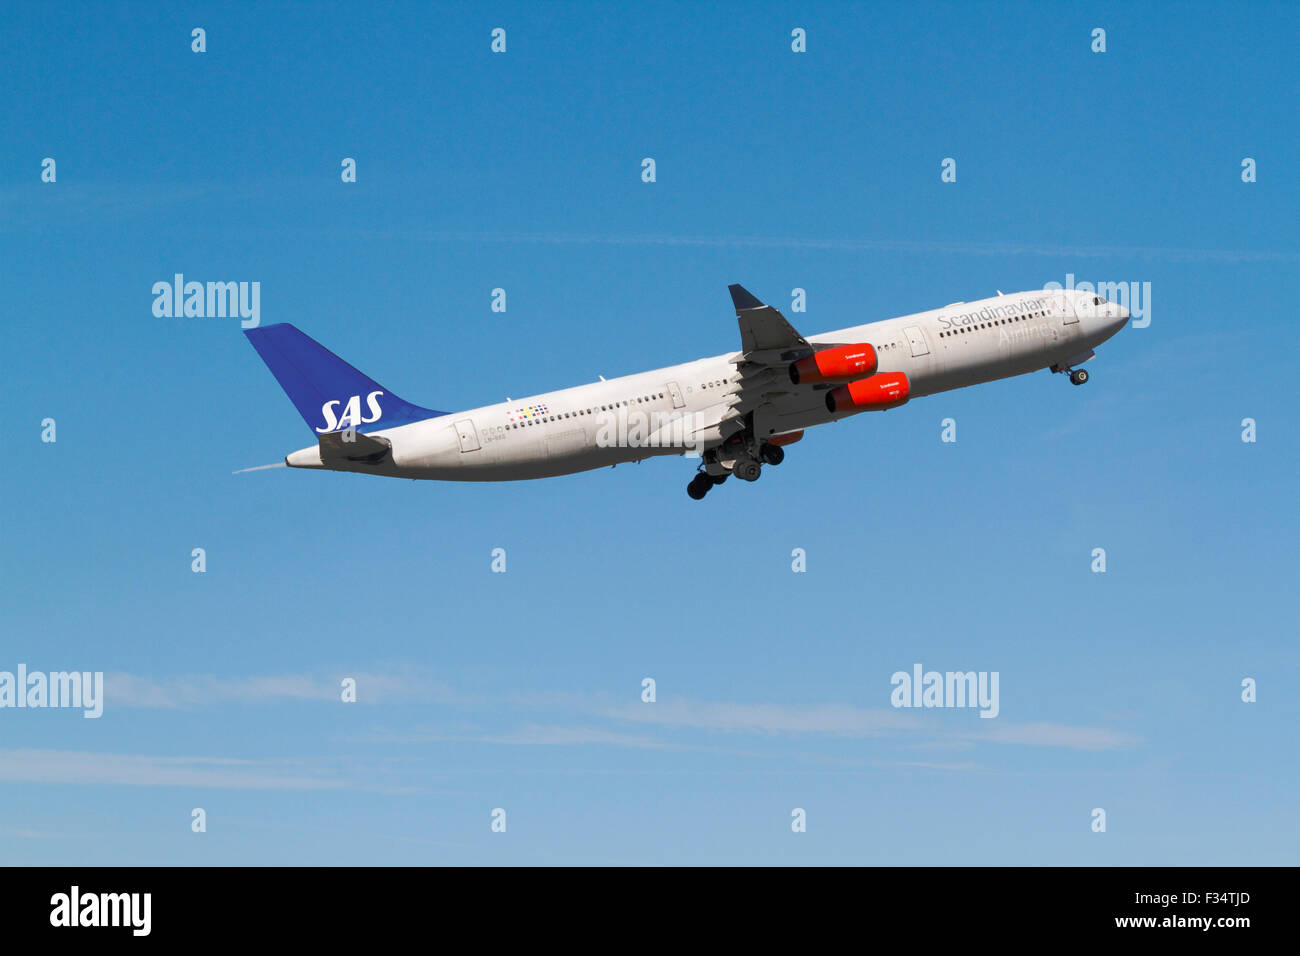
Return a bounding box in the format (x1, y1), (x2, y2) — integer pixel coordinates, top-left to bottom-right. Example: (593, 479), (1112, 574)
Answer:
(719, 285), (817, 439)
(729, 284), (810, 354)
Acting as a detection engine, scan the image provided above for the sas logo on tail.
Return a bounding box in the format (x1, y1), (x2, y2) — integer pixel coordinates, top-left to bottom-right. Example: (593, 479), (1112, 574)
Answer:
(317, 391), (384, 433)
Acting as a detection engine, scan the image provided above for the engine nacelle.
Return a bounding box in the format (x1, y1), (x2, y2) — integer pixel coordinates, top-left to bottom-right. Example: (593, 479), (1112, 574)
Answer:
(789, 343), (878, 385)
(825, 371), (910, 413)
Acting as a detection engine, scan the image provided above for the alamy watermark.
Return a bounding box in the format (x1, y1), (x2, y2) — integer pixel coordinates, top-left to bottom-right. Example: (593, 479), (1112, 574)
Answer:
(152, 274), (260, 328)
(593, 407), (711, 456)
(50, 886), (150, 936)
(1044, 273), (1150, 328)
(0, 664), (103, 718)
(890, 663), (999, 718)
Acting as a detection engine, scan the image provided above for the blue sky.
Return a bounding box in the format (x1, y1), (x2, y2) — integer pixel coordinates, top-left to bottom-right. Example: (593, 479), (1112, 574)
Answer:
(2, 1), (1297, 864)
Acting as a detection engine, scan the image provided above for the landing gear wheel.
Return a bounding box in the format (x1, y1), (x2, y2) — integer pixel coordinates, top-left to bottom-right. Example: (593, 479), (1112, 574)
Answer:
(1069, 368), (1089, 386)
(732, 460), (762, 482)
(687, 475), (711, 500)
(709, 473), (728, 485)
(760, 444), (785, 466)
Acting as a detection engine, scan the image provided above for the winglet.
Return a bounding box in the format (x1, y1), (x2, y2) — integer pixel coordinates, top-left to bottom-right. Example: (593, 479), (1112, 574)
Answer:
(728, 284), (764, 312)
(727, 284), (809, 353)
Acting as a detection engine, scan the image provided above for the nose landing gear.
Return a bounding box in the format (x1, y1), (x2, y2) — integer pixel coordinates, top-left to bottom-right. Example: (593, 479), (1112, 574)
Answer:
(1051, 351), (1095, 386)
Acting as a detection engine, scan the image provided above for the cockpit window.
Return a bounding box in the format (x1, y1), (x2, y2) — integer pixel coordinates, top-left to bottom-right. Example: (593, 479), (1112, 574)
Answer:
(1093, 295), (1104, 305)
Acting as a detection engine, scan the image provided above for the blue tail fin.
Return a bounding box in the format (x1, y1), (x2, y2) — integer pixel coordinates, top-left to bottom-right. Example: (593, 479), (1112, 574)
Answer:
(245, 324), (444, 434)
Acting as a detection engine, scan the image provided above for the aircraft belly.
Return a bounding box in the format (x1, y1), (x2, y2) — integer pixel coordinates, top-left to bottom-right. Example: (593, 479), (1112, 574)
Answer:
(400, 422), (678, 481)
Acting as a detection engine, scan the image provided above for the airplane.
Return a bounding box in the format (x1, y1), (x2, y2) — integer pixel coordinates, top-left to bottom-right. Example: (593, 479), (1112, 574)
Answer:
(244, 284), (1129, 499)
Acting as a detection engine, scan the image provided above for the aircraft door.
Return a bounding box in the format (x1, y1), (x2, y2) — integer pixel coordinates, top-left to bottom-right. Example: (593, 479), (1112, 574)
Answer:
(454, 419), (481, 452)
(665, 381), (685, 408)
(1060, 291), (1079, 325)
(904, 326), (930, 357)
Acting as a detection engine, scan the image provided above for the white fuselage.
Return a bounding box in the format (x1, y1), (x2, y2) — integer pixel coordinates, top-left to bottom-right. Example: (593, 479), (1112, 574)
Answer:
(286, 288), (1128, 480)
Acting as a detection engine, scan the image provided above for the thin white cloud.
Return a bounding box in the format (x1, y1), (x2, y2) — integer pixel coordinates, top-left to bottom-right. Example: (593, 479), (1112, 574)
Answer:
(353, 723), (779, 758)
(359, 229), (1300, 264)
(601, 699), (922, 737)
(4, 182), (1292, 263)
(0, 749), (352, 791)
(0, 183), (217, 228)
(395, 724), (682, 750)
(104, 671), (456, 709)
(592, 697), (1136, 751)
(964, 721), (1139, 751)
(0, 827), (71, 839)
(96, 673), (1137, 753)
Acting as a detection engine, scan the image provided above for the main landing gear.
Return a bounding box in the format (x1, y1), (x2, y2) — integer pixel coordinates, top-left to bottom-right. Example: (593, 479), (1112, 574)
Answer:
(686, 439), (783, 499)
(687, 471), (728, 500)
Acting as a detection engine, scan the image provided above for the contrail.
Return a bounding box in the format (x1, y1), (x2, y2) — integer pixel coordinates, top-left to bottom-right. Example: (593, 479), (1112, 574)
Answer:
(233, 462), (287, 474)
(326, 229), (1300, 264)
